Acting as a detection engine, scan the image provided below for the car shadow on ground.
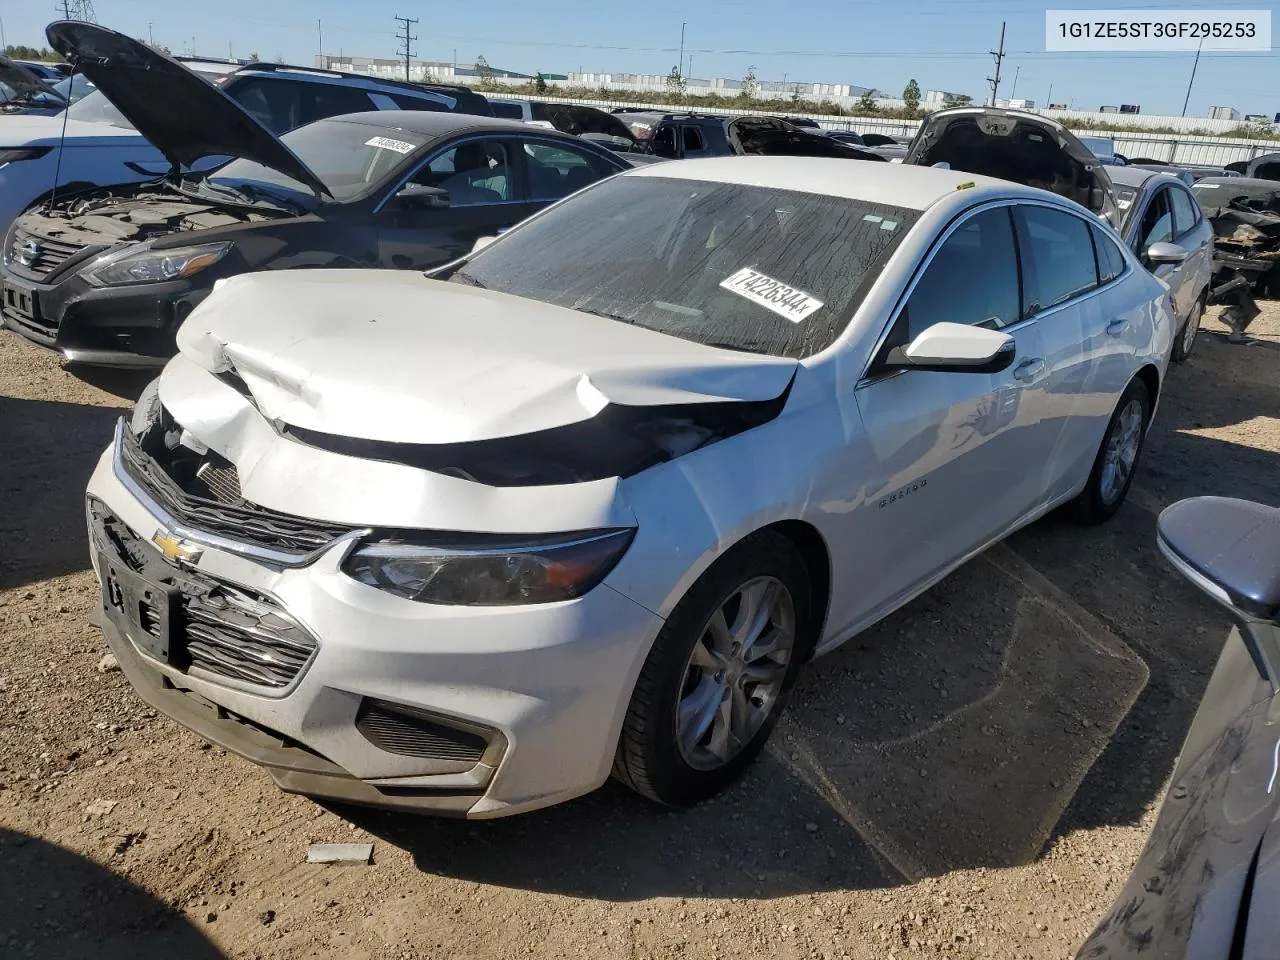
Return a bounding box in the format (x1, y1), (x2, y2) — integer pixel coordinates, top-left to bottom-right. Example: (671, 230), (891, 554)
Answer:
(0, 397), (126, 591)
(348, 316), (1280, 901)
(0, 828), (226, 959)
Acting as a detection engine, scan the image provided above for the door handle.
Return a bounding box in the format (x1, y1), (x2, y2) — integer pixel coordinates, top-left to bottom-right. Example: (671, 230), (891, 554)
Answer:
(1106, 318), (1129, 337)
(1012, 358), (1045, 381)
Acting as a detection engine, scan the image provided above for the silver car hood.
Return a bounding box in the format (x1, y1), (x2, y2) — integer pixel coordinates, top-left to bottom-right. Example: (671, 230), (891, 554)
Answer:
(174, 270), (798, 446)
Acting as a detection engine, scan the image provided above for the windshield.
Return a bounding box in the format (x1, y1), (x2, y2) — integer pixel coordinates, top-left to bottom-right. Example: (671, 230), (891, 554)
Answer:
(209, 117), (429, 202)
(454, 176), (920, 358)
(51, 73), (95, 103)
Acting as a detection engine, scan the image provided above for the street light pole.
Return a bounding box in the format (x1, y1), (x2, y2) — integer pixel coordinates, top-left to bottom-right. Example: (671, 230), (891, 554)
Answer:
(1011, 65), (1020, 98)
(679, 22), (686, 77)
(317, 19), (323, 62)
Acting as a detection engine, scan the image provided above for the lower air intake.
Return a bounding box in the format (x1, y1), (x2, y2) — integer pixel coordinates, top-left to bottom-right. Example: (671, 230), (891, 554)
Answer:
(355, 700), (488, 763)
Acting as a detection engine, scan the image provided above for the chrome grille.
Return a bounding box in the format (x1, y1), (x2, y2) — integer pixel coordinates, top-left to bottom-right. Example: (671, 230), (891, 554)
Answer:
(195, 460), (244, 505)
(90, 498), (319, 690)
(120, 422), (353, 557)
(7, 228), (83, 279)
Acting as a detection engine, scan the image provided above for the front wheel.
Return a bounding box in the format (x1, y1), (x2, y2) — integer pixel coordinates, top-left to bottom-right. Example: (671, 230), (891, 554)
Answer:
(612, 530), (812, 807)
(1070, 378), (1151, 524)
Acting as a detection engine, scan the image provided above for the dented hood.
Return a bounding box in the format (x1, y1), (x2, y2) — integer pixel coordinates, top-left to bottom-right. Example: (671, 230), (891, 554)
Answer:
(175, 270), (798, 446)
(905, 107), (1116, 219)
(45, 21), (328, 196)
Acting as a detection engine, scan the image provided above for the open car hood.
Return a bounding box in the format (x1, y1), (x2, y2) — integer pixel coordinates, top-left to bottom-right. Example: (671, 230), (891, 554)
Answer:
(0, 56), (65, 104)
(727, 117), (885, 161)
(905, 107), (1116, 220)
(45, 21), (329, 196)
(171, 270), (797, 484)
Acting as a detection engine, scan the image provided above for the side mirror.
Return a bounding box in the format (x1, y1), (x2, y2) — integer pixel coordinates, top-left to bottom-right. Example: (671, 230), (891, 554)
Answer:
(471, 235), (497, 254)
(1146, 241), (1190, 264)
(1157, 497), (1280, 624)
(394, 185), (450, 211)
(883, 321), (1017, 374)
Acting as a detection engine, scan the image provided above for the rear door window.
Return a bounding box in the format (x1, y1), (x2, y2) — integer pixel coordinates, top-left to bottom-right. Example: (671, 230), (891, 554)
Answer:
(903, 207), (1021, 339)
(306, 83), (378, 124)
(389, 91), (450, 113)
(225, 76), (305, 133)
(1014, 205), (1099, 314)
(489, 100), (525, 120)
(1169, 186), (1200, 238)
(1091, 225), (1127, 284)
(653, 125), (678, 159)
(683, 125), (706, 153)
(522, 142), (616, 201)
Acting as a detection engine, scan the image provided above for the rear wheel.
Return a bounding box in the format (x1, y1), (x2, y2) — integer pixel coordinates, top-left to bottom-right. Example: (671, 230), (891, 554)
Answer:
(612, 531), (812, 807)
(1070, 378), (1151, 524)
(1170, 292), (1205, 362)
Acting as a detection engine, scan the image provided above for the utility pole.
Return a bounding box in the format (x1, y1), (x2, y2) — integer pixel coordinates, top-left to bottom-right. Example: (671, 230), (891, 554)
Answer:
(148, 22), (153, 46)
(1046, 82), (1054, 108)
(678, 22), (686, 78)
(1010, 65), (1020, 98)
(1181, 37), (1203, 117)
(987, 20), (1006, 107)
(394, 15), (418, 82)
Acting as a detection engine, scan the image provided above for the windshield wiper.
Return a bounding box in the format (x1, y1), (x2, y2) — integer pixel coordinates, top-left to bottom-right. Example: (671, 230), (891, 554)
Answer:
(576, 307), (636, 325)
(201, 179), (308, 213)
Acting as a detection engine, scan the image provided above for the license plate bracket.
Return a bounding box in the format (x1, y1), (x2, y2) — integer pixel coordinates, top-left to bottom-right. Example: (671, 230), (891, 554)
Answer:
(99, 552), (180, 664)
(1, 278), (38, 321)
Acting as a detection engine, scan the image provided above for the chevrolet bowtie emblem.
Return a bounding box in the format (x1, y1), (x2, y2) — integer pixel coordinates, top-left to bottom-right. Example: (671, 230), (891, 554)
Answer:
(152, 531), (203, 566)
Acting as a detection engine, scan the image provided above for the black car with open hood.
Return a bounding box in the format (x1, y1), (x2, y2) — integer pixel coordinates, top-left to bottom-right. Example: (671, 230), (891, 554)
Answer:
(1, 23), (628, 367)
(45, 22), (328, 196)
(904, 107), (1118, 224)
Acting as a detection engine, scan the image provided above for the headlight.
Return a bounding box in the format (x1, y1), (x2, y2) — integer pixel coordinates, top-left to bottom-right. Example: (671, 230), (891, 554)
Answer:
(342, 528), (635, 606)
(81, 241), (232, 287)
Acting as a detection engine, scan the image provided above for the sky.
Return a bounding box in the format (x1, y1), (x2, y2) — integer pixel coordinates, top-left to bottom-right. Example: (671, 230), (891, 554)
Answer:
(2, 0), (1277, 117)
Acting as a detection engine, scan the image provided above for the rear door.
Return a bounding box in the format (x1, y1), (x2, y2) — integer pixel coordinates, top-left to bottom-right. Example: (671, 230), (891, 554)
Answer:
(516, 139), (623, 214)
(1010, 203), (1114, 500)
(852, 205), (1049, 616)
(374, 136), (527, 270)
(1169, 183), (1213, 312)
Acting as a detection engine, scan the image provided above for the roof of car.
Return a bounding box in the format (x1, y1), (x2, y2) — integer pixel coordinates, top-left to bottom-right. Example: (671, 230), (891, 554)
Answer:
(625, 156), (1031, 210)
(319, 110), (582, 140)
(1107, 165), (1172, 188)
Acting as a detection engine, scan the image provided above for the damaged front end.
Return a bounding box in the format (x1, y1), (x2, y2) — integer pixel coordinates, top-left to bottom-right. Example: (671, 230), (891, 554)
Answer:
(1199, 186), (1280, 340)
(1, 182), (281, 362)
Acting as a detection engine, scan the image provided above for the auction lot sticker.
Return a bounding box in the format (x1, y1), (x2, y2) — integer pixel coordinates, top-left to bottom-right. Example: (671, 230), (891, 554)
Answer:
(1046, 9), (1270, 50)
(720, 267), (824, 323)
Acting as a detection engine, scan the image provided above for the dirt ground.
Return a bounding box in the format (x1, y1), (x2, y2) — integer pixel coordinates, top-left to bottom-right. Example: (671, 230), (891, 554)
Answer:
(1, 304), (1278, 960)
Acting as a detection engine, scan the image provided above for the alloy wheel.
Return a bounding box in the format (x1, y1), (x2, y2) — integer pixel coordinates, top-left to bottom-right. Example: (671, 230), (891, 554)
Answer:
(1100, 398), (1144, 504)
(675, 576), (796, 771)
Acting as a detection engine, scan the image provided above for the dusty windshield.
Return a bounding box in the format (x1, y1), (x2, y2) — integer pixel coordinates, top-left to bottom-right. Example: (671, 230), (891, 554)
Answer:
(454, 176), (919, 358)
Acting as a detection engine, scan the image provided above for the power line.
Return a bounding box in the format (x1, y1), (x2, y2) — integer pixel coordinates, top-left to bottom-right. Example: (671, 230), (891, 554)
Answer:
(394, 15), (418, 82)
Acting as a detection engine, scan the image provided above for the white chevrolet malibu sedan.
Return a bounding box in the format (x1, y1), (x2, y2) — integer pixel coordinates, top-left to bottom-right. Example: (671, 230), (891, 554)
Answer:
(86, 158), (1175, 818)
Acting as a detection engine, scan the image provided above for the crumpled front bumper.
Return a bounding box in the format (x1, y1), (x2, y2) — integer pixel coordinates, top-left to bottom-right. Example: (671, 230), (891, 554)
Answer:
(85, 440), (666, 818)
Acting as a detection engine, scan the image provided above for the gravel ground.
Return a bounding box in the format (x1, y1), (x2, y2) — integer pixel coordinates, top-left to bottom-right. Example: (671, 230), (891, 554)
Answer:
(1, 304), (1278, 960)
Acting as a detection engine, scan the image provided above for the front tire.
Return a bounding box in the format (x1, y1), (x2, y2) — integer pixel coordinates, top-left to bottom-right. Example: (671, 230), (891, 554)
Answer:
(1070, 378), (1151, 524)
(612, 530), (812, 807)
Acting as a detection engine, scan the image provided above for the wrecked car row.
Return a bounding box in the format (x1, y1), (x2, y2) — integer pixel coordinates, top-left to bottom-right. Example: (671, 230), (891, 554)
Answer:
(1193, 176), (1280, 339)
